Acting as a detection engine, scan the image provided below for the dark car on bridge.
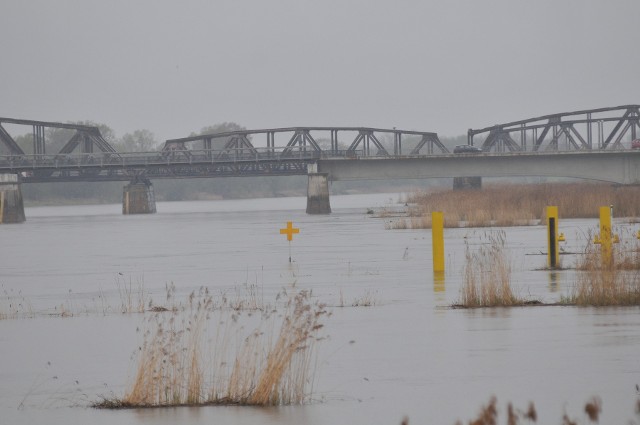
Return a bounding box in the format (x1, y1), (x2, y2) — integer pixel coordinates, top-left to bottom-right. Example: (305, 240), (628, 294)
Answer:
(453, 144), (483, 154)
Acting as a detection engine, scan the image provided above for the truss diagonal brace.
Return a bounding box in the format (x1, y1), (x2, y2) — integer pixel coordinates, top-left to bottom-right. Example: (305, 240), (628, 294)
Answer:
(0, 124), (25, 155)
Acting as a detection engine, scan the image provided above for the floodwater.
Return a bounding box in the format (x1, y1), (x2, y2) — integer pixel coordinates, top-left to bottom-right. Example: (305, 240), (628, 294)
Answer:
(1, 193), (639, 425)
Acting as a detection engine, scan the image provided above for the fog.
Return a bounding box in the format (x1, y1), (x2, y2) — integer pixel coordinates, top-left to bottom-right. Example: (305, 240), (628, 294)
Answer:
(1, 0), (639, 141)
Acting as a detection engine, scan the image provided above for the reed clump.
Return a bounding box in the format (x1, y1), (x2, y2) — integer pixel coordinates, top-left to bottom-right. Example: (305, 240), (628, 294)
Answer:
(115, 274), (147, 314)
(400, 394), (640, 424)
(450, 396), (609, 425)
(567, 232), (640, 306)
(350, 289), (378, 307)
(95, 288), (328, 408)
(457, 231), (529, 307)
(399, 183), (640, 228)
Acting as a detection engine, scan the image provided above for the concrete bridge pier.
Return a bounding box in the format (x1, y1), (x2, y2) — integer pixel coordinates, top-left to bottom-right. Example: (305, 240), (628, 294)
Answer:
(306, 165), (331, 214)
(123, 178), (157, 215)
(453, 176), (482, 190)
(0, 174), (26, 224)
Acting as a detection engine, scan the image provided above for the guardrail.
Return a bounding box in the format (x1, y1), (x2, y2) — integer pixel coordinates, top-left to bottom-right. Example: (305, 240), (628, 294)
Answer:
(3, 147), (638, 173)
(0, 148), (336, 171)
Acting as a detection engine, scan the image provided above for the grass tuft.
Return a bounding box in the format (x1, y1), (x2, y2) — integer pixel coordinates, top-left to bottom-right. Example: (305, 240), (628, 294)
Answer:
(566, 232), (640, 306)
(115, 275), (147, 314)
(96, 288), (328, 408)
(456, 231), (529, 307)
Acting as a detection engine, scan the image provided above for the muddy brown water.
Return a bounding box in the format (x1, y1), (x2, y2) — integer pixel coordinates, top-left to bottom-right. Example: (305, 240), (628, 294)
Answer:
(1, 193), (639, 424)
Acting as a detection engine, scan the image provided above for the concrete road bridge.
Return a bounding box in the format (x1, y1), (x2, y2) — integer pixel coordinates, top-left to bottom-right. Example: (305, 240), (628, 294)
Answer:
(1, 105), (639, 222)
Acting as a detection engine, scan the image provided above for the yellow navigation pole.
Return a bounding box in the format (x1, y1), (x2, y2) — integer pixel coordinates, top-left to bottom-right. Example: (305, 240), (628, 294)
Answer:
(280, 221), (300, 262)
(597, 206), (613, 268)
(546, 206), (559, 268)
(431, 211), (444, 273)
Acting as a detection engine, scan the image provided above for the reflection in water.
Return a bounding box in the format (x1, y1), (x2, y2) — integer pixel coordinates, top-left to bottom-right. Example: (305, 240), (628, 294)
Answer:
(433, 271), (445, 293)
(548, 271), (559, 292)
(433, 271), (446, 306)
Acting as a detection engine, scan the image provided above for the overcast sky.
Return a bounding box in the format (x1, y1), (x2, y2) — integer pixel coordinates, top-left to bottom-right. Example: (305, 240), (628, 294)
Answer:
(1, 0), (639, 143)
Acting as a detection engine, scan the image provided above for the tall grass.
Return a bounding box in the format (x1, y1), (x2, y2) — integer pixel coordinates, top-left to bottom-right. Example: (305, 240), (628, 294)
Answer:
(97, 288), (328, 408)
(401, 183), (640, 228)
(457, 231), (528, 307)
(448, 396), (614, 425)
(567, 231), (640, 306)
(115, 275), (147, 314)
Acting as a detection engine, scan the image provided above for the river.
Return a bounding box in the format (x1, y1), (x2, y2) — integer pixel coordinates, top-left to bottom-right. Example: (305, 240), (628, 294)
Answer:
(0, 193), (638, 424)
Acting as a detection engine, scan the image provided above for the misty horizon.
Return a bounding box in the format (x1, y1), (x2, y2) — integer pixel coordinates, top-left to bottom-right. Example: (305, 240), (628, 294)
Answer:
(2, 1), (639, 143)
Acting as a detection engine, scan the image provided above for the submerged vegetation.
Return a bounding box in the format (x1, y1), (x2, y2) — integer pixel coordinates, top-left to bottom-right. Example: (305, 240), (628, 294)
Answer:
(95, 288), (328, 408)
(565, 231), (640, 306)
(447, 396), (620, 425)
(454, 226), (640, 308)
(390, 183), (640, 229)
(397, 394), (640, 424)
(456, 231), (533, 308)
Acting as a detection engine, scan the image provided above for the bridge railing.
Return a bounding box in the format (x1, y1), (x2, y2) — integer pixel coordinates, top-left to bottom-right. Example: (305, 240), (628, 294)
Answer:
(0, 147), (380, 172)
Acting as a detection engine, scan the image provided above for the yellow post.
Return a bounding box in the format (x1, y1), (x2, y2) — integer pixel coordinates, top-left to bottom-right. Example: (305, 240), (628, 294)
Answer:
(599, 205), (612, 268)
(0, 191), (4, 224)
(546, 206), (559, 268)
(432, 211), (444, 273)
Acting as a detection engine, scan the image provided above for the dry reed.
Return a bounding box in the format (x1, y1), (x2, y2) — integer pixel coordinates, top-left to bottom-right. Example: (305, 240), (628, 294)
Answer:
(457, 231), (529, 307)
(96, 288), (327, 408)
(247, 290), (325, 405)
(115, 275), (147, 314)
(398, 183), (640, 229)
(222, 282), (265, 311)
(350, 290), (378, 307)
(449, 396), (611, 425)
(567, 232), (640, 306)
(398, 394), (640, 424)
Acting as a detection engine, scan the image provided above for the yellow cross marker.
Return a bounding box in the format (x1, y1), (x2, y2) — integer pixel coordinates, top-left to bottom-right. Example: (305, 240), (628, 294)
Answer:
(280, 221), (300, 241)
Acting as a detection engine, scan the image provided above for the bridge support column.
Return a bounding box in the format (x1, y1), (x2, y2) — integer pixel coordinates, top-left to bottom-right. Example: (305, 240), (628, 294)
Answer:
(123, 178), (157, 215)
(453, 176), (482, 190)
(0, 174), (26, 224)
(306, 172), (331, 215)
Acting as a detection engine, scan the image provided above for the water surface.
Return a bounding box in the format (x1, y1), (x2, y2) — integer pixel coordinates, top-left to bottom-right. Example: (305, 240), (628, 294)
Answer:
(1, 193), (639, 424)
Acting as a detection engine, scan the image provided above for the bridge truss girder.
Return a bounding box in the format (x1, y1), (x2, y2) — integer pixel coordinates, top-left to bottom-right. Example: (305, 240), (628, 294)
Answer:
(468, 105), (640, 152)
(0, 117), (117, 156)
(163, 126), (448, 158)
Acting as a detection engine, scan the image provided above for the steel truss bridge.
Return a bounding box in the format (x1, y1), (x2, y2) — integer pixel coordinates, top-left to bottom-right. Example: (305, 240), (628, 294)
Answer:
(0, 120), (447, 182)
(469, 104), (640, 152)
(0, 104), (639, 184)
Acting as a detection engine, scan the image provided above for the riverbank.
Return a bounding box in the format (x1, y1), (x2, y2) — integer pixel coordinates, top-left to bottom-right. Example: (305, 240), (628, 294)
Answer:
(390, 182), (640, 228)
